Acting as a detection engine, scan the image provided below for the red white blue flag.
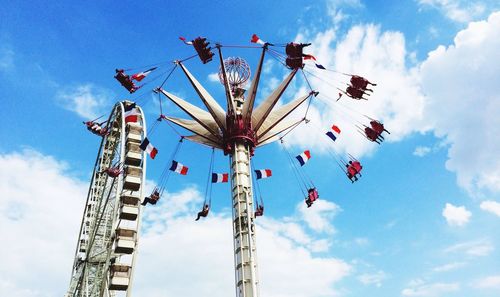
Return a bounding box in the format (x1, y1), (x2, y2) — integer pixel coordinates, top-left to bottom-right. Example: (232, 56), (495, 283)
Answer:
(169, 160), (188, 175)
(124, 103), (139, 123)
(326, 124), (341, 142)
(179, 36), (193, 45)
(303, 54), (325, 69)
(212, 173), (229, 183)
(255, 169), (272, 179)
(251, 34), (266, 45)
(139, 137), (158, 159)
(315, 63), (326, 70)
(131, 67), (157, 82)
(296, 150), (311, 166)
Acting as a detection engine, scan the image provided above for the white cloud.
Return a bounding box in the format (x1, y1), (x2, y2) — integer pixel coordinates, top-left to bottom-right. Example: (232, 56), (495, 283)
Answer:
(419, 12), (500, 194)
(0, 150), (87, 297)
(442, 203), (471, 226)
(0, 149), (351, 297)
(285, 23), (427, 159)
(473, 275), (500, 289)
(417, 0), (487, 22)
(207, 72), (220, 83)
(135, 191), (350, 297)
(444, 239), (494, 256)
(354, 237), (370, 246)
(402, 281), (460, 296)
(358, 270), (388, 287)
(480, 200), (500, 217)
(432, 261), (466, 272)
(413, 146), (432, 157)
(285, 11), (500, 196)
(0, 46), (14, 71)
(262, 59), (276, 75)
(298, 199), (341, 233)
(56, 84), (112, 119)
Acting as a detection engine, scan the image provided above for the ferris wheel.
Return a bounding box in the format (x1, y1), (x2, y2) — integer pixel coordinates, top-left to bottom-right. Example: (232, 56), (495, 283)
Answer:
(65, 101), (147, 297)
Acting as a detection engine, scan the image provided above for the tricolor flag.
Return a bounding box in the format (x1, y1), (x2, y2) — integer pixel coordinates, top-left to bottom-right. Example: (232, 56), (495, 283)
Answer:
(169, 160), (189, 175)
(315, 63), (326, 70)
(139, 137), (158, 159)
(296, 150), (311, 166)
(131, 67), (157, 82)
(332, 125), (341, 134)
(251, 34), (266, 45)
(255, 169), (272, 179)
(212, 173), (229, 183)
(326, 124), (341, 142)
(179, 36), (193, 45)
(303, 55), (326, 69)
(303, 54), (316, 61)
(124, 103), (139, 123)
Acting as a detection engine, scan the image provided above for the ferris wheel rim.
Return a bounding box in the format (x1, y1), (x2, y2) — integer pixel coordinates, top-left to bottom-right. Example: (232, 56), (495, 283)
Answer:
(66, 101), (146, 297)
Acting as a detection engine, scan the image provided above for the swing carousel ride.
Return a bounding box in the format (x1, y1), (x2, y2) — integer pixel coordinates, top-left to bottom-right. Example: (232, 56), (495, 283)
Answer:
(65, 34), (389, 297)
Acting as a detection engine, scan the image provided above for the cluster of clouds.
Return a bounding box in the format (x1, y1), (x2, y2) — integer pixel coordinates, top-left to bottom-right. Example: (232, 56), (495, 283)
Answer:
(0, 150), (87, 297)
(442, 203), (472, 226)
(281, 10), (500, 197)
(400, 237), (496, 296)
(0, 150), (351, 297)
(402, 279), (460, 297)
(135, 184), (351, 297)
(56, 84), (113, 119)
(417, 0), (489, 22)
(442, 200), (500, 227)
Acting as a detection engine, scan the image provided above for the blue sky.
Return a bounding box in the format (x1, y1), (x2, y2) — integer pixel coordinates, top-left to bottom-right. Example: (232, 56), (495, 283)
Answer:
(1, 1), (500, 297)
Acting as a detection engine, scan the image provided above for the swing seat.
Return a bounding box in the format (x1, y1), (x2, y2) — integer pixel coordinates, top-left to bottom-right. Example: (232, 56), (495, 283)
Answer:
(106, 168), (122, 178)
(115, 71), (138, 94)
(308, 188), (319, 202)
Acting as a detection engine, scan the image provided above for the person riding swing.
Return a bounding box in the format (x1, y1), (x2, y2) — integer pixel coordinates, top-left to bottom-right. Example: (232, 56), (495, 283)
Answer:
(195, 204), (210, 221)
(103, 165), (122, 178)
(370, 120), (390, 135)
(142, 188), (160, 206)
(305, 188), (319, 207)
(346, 160), (363, 183)
(114, 69), (140, 93)
(255, 204), (264, 217)
(350, 75), (376, 92)
(364, 127), (383, 144)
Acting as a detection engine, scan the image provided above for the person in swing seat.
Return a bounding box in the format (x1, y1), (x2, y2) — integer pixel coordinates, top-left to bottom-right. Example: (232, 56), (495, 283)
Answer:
(305, 188), (319, 207)
(195, 204), (210, 221)
(255, 205), (264, 217)
(142, 189), (160, 206)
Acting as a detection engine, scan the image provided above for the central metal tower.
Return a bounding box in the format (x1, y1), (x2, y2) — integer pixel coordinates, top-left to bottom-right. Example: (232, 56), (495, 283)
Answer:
(156, 44), (315, 297)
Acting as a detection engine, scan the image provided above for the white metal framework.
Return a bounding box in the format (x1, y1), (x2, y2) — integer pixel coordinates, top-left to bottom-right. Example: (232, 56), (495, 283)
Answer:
(66, 101), (147, 297)
(157, 45), (314, 297)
